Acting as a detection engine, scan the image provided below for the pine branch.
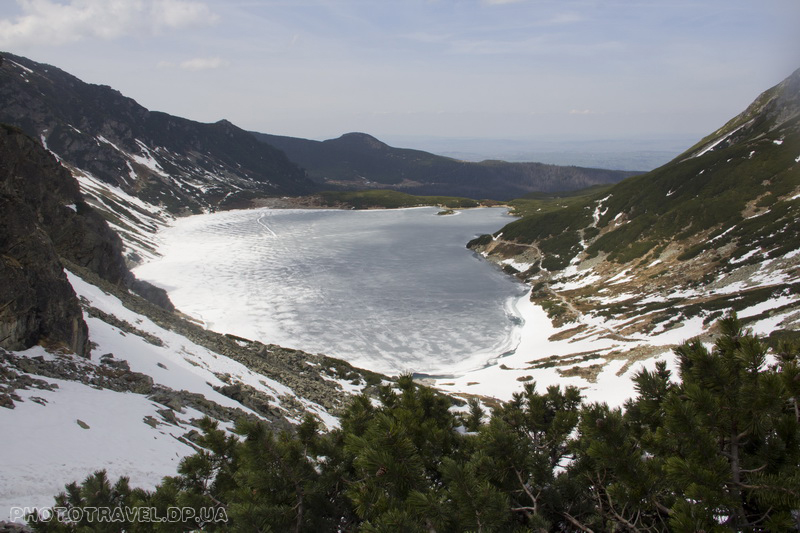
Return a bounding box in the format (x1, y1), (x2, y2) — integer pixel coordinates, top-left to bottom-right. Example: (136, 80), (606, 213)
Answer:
(739, 464), (768, 474)
(514, 468), (539, 514)
(653, 500), (672, 516)
(737, 483), (800, 496)
(563, 512), (595, 533)
(608, 498), (641, 533)
(605, 492), (643, 532)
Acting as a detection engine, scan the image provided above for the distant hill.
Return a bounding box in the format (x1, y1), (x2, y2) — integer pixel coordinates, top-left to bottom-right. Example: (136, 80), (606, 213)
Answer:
(0, 53), (315, 215)
(470, 68), (800, 341)
(253, 131), (639, 201)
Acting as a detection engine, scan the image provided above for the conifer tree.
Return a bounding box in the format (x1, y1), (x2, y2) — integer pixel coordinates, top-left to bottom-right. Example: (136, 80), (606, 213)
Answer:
(342, 376), (463, 528)
(147, 416), (237, 531)
(225, 416), (334, 532)
(27, 470), (141, 532)
(478, 382), (582, 530)
(657, 315), (800, 531)
(464, 397), (486, 432)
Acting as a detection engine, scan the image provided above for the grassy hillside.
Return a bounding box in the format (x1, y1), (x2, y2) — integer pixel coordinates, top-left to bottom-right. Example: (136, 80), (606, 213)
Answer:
(316, 190), (485, 209)
(480, 70), (800, 270)
(463, 68), (800, 352)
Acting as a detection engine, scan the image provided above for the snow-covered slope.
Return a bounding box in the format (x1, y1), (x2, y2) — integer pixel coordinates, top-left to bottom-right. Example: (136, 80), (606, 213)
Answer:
(72, 171), (173, 265)
(0, 270), (381, 523)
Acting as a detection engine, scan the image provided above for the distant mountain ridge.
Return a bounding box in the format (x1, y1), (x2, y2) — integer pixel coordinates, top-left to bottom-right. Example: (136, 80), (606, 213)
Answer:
(0, 50), (640, 259)
(0, 53), (315, 215)
(253, 131), (639, 201)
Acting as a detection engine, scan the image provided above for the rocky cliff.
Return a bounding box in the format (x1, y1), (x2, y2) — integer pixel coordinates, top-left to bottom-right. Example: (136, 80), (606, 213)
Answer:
(0, 125), (89, 354)
(0, 124), (172, 355)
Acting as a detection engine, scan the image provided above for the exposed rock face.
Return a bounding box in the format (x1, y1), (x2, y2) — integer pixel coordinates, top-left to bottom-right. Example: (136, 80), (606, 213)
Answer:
(0, 124), (173, 354)
(0, 125), (128, 282)
(0, 125), (89, 355)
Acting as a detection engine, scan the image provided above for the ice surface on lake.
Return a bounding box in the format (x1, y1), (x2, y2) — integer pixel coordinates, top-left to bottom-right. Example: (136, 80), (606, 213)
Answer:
(134, 207), (526, 375)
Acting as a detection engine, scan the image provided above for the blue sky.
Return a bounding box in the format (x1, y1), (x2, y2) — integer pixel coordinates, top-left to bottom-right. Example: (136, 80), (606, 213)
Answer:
(1, 0), (798, 149)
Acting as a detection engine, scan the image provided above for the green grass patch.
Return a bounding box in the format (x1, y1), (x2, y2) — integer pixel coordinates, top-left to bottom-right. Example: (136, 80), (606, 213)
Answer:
(317, 190), (481, 209)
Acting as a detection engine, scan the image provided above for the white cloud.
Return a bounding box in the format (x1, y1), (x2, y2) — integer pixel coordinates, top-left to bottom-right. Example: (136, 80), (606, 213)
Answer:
(483, 0), (525, 4)
(548, 12), (583, 25)
(178, 56), (228, 70)
(0, 0), (218, 48)
(157, 56), (229, 70)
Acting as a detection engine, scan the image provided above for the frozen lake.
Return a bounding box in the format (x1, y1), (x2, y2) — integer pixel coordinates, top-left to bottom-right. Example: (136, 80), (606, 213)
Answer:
(134, 207), (527, 375)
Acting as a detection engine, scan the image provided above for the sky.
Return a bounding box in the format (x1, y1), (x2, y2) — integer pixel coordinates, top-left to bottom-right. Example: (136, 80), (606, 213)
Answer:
(1, 0), (799, 150)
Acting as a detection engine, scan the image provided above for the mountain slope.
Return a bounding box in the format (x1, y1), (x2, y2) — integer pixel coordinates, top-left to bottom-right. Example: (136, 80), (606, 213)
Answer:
(253, 131), (638, 201)
(0, 265), (383, 521)
(0, 126), (384, 522)
(0, 53), (315, 218)
(458, 68), (800, 388)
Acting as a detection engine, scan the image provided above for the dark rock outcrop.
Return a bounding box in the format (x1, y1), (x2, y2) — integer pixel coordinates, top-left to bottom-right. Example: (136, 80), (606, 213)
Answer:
(0, 124), (173, 355)
(0, 124), (129, 283)
(0, 199), (88, 354)
(0, 125), (89, 355)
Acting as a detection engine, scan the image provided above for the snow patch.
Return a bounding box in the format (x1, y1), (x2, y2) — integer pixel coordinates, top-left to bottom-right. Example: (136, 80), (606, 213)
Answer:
(692, 123), (748, 158)
(501, 257), (533, 272)
(96, 135), (123, 153)
(730, 248), (760, 264)
(131, 140), (169, 178)
(592, 195), (612, 226)
(606, 269), (632, 284)
(738, 294), (799, 318)
(709, 226), (735, 243)
(9, 60), (33, 74)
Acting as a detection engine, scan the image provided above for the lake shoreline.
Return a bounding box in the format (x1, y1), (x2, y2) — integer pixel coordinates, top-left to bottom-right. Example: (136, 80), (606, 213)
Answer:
(247, 194), (514, 213)
(134, 206), (523, 376)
